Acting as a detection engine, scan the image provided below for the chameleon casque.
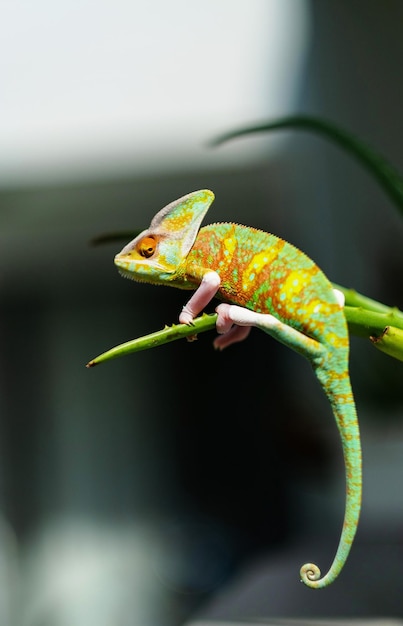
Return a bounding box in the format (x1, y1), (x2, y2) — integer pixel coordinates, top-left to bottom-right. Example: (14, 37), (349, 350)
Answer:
(114, 189), (362, 589)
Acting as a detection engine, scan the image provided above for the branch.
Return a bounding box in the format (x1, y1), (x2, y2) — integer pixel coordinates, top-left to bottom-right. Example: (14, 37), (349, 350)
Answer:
(86, 287), (403, 367)
(86, 313), (217, 367)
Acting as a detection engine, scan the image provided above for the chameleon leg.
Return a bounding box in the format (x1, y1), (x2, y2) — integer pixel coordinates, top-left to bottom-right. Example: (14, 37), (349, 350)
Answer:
(214, 325), (252, 350)
(179, 271), (221, 324)
(215, 303), (325, 361)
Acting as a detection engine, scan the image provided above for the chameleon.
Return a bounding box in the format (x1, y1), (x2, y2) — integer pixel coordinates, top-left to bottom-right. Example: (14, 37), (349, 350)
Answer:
(114, 189), (362, 589)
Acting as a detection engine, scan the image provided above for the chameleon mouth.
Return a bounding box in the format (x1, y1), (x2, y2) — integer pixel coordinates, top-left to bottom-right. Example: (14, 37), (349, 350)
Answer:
(114, 256), (177, 284)
(114, 253), (176, 275)
(114, 255), (141, 281)
(116, 266), (155, 284)
(114, 255), (130, 270)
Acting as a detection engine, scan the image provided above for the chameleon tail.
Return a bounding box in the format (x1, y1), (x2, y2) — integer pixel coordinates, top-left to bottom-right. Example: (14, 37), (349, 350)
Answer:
(300, 366), (362, 589)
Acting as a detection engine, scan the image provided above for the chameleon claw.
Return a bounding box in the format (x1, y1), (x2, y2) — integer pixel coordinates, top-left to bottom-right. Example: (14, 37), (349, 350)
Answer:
(179, 306), (196, 325)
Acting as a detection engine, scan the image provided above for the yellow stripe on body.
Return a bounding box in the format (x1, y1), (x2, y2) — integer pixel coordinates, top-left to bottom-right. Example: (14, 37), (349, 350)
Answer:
(241, 244), (284, 292)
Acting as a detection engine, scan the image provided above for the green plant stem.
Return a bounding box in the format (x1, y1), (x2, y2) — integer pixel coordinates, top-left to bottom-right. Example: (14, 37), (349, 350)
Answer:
(370, 326), (403, 362)
(344, 306), (403, 336)
(86, 286), (403, 367)
(86, 313), (217, 367)
(333, 283), (394, 313)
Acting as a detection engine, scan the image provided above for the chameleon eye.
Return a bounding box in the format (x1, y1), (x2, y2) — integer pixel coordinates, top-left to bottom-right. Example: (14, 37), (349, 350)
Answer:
(137, 236), (157, 258)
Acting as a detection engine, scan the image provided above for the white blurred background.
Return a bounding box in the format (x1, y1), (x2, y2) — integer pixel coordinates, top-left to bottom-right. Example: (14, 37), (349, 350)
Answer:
(1, 2), (403, 625)
(0, 0), (308, 185)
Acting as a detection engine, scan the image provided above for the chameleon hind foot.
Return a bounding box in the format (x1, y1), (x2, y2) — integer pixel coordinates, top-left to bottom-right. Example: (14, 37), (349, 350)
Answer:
(214, 303), (325, 361)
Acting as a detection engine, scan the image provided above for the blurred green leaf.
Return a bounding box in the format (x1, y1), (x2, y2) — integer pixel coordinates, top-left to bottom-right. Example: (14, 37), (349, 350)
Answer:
(90, 230), (142, 247)
(212, 115), (403, 216)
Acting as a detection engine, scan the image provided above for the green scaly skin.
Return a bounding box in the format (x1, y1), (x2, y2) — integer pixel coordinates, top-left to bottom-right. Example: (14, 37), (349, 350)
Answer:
(114, 190), (362, 589)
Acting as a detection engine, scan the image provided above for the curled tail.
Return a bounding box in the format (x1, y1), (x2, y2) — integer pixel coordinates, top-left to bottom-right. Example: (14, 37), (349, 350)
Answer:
(300, 363), (362, 589)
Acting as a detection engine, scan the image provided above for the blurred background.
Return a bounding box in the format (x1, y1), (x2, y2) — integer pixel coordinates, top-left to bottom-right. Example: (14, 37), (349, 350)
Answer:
(1, 1), (403, 624)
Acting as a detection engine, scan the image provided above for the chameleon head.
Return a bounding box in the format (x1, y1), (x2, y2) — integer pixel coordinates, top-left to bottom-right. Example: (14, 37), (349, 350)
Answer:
(114, 230), (179, 284)
(114, 189), (215, 285)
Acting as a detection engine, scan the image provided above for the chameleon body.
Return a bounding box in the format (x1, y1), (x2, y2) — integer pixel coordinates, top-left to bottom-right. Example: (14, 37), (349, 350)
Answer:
(114, 190), (362, 589)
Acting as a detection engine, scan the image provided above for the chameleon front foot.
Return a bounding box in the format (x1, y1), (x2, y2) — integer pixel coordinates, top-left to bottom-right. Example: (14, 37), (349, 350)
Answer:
(300, 562), (322, 588)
